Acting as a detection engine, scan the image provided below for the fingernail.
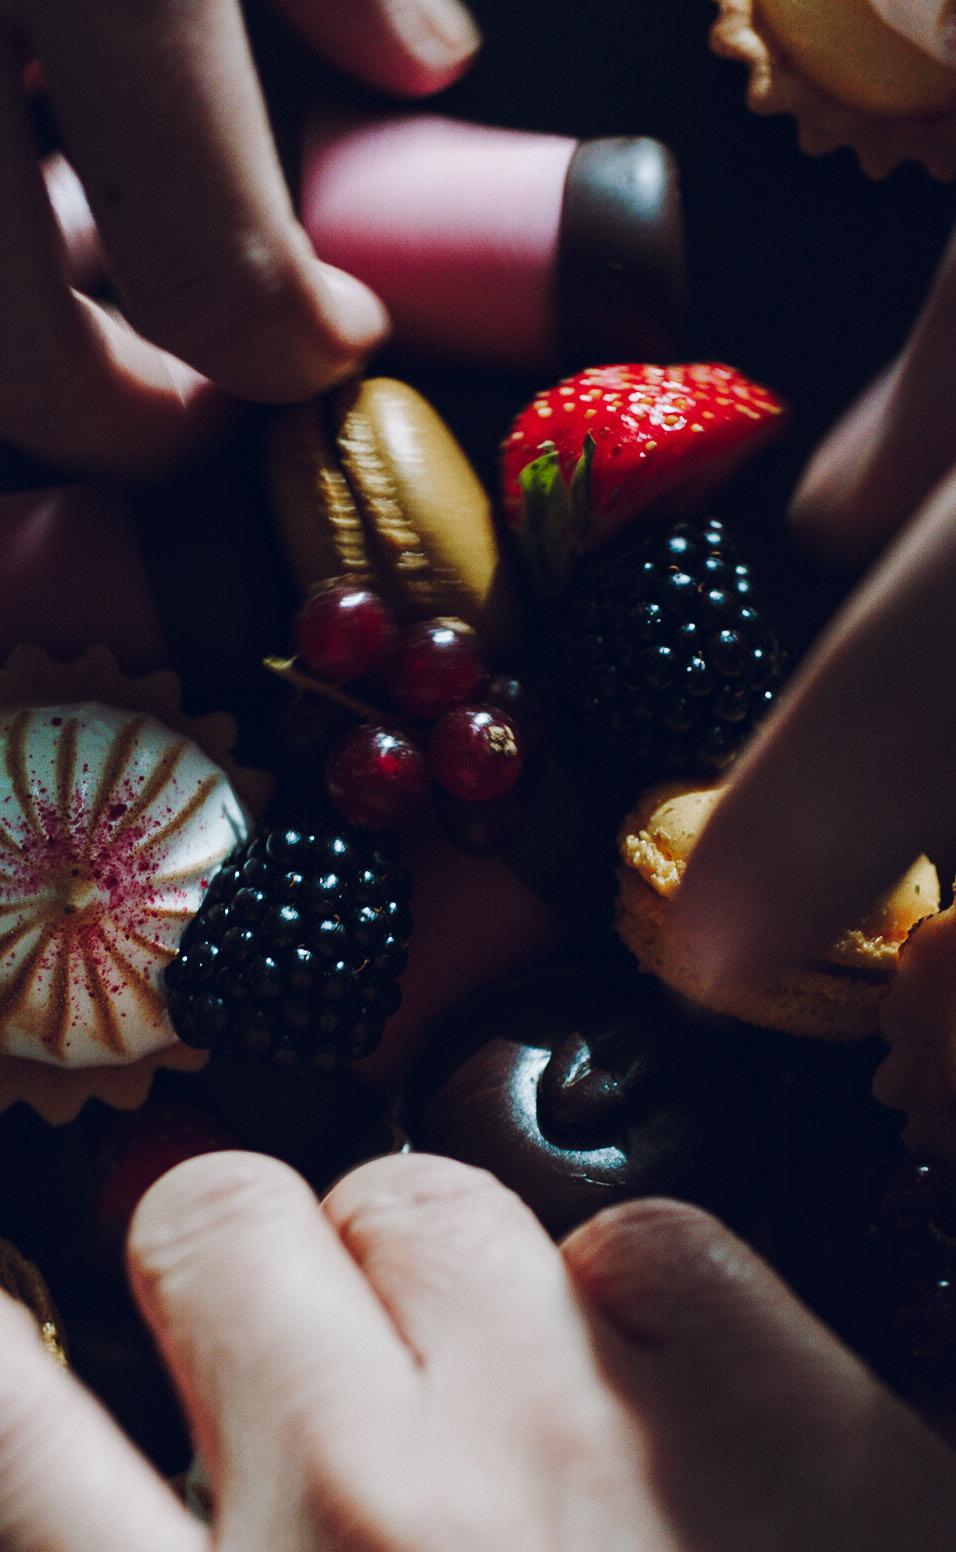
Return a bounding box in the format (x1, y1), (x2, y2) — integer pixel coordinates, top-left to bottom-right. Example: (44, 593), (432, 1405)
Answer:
(386, 0), (483, 70)
(320, 265), (391, 352)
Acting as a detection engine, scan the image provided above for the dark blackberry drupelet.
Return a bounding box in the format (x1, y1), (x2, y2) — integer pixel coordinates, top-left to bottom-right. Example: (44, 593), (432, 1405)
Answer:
(558, 517), (785, 779)
(164, 822), (412, 1074)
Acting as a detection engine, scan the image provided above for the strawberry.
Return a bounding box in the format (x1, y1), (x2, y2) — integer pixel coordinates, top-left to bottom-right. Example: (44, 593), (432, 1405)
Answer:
(500, 363), (787, 590)
(95, 1098), (237, 1251)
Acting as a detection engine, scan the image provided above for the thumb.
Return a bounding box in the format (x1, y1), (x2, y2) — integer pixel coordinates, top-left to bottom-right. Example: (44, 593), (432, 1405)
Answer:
(563, 1199), (956, 1552)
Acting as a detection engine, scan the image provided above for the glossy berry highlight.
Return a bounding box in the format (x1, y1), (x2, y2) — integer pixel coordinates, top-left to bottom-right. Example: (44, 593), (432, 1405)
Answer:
(429, 706), (524, 801)
(559, 516), (785, 779)
(165, 822), (412, 1073)
(295, 585), (396, 683)
(384, 618), (487, 718)
(326, 725), (431, 829)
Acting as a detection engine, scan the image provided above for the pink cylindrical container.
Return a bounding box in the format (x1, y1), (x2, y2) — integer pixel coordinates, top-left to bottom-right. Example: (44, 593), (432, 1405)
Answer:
(302, 109), (686, 370)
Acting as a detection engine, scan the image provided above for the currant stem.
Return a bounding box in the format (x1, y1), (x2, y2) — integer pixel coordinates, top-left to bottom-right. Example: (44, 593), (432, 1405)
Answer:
(262, 657), (385, 722)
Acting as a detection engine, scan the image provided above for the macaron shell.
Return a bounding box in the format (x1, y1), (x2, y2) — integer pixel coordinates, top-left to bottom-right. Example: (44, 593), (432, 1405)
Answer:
(268, 399), (374, 597)
(615, 780), (940, 1037)
(757, 0), (956, 115)
(332, 378), (521, 653)
(615, 868), (888, 1040)
(621, 781), (940, 971)
(711, 0), (956, 177)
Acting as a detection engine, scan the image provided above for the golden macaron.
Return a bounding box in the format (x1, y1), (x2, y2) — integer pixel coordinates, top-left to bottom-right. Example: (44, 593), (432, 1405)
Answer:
(616, 779), (939, 1039)
(269, 378), (521, 654)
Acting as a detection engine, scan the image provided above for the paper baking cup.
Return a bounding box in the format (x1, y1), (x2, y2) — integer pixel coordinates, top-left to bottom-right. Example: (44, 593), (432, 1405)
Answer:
(711, 0), (956, 179)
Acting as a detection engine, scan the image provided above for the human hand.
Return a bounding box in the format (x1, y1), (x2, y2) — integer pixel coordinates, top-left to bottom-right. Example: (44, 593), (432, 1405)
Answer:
(5, 0), (480, 475)
(674, 223), (956, 990)
(0, 1150), (952, 1552)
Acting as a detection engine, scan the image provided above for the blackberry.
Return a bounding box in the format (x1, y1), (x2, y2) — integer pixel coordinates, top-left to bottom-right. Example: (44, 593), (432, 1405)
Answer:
(558, 517), (785, 779)
(165, 821), (412, 1074)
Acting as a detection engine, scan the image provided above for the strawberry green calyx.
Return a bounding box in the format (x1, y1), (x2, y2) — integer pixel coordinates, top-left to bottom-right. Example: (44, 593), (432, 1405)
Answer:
(515, 435), (594, 594)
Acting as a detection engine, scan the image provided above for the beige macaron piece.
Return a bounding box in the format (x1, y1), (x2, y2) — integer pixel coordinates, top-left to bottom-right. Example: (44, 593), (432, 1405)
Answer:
(711, 0), (956, 178)
(616, 780), (940, 1039)
(269, 378), (521, 654)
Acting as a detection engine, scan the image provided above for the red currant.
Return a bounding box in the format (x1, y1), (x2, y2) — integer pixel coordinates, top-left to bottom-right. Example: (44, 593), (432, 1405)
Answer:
(295, 586), (396, 683)
(326, 726), (431, 829)
(429, 706), (523, 802)
(384, 618), (487, 718)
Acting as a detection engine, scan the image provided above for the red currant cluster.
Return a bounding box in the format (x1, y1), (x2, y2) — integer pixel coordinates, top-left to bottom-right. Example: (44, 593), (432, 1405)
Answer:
(292, 585), (538, 835)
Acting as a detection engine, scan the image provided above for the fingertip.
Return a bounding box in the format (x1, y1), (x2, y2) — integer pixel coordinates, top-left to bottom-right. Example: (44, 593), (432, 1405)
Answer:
(313, 261), (392, 358)
(128, 229), (390, 403)
(127, 1149), (312, 1289)
(324, 1152), (529, 1248)
(0, 296), (226, 478)
(562, 1198), (755, 1344)
(668, 885), (751, 1002)
(391, 0), (484, 87)
(327, 1149), (502, 1206)
(786, 457), (858, 572)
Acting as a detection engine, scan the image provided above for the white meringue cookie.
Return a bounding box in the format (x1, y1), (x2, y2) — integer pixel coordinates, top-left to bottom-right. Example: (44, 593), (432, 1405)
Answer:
(868, 0), (956, 64)
(0, 702), (248, 1067)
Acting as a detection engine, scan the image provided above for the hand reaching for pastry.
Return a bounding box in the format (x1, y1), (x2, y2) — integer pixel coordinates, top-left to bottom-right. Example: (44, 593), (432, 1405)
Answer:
(676, 222), (956, 990)
(5, 0), (480, 475)
(0, 1150), (952, 1552)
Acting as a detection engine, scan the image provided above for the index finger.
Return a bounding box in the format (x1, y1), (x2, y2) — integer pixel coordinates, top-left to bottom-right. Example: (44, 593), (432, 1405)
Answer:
(128, 1152), (417, 1542)
(30, 0), (388, 401)
(674, 458), (956, 990)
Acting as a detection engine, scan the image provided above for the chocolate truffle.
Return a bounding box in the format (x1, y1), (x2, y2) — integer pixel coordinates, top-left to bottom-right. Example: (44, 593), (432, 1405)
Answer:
(405, 961), (784, 1237)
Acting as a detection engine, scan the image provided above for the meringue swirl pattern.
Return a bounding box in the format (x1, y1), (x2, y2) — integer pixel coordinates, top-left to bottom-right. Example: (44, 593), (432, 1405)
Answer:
(0, 703), (248, 1067)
